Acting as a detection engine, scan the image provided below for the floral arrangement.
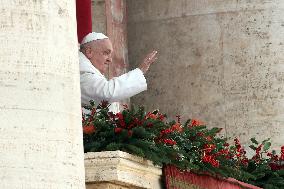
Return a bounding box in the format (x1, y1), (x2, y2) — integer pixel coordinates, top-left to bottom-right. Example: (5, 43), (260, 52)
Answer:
(82, 101), (284, 189)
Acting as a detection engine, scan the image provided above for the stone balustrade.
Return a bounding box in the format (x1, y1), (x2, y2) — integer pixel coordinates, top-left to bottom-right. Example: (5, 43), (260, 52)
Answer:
(85, 151), (163, 189)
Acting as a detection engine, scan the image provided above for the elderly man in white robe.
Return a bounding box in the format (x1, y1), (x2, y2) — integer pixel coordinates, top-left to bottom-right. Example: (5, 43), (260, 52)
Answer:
(79, 32), (157, 112)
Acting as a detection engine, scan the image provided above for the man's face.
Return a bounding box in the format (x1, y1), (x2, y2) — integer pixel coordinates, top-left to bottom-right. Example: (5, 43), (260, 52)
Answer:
(87, 39), (113, 74)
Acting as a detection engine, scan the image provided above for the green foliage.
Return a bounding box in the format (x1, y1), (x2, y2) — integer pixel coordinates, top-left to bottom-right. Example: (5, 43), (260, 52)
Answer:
(239, 138), (284, 189)
(82, 101), (284, 189)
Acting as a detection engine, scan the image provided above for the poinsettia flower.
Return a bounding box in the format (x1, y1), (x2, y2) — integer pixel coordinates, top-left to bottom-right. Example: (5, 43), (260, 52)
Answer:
(171, 123), (183, 132)
(162, 139), (177, 145)
(114, 127), (123, 133)
(202, 154), (220, 167)
(255, 144), (263, 153)
(158, 114), (165, 121)
(116, 112), (126, 128)
(160, 128), (172, 135)
(145, 112), (158, 119)
(147, 123), (154, 127)
(241, 158), (249, 166)
(128, 130), (133, 137)
(83, 123), (95, 135)
(122, 104), (128, 109)
(91, 108), (96, 116)
(196, 132), (204, 137)
(100, 100), (109, 108)
(190, 119), (204, 127)
(203, 144), (216, 153)
(204, 136), (213, 141)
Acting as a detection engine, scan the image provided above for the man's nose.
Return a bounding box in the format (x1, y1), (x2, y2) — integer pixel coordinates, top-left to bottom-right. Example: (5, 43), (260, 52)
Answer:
(106, 56), (112, 63)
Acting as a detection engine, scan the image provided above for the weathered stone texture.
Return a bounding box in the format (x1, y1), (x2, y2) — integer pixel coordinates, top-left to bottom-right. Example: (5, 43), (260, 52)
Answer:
(127, 0), (284, 150)
(92, 0), (106, 33)
(87, 182), (140, 189)
(85, 151), (162, 189)
(0, 0), (85, 188)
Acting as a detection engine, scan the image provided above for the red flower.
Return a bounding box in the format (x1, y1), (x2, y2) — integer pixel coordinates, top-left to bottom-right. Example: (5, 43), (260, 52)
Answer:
(116, 112), (123, 119)
(160, 129), (172, 135)
(223, 142), (229, 147)
(196, 132), (204, 137)
(132, 118), (142, 126)
(162, 139), (177, 145)
(122, 104), (128, 109)
(83, 124), (95, 135)
(211, 159), (220, 167)
(216, 149), (229, 156)
(281, 146), (284, 160)
(267, 152), (272, 157)
(234, 138), (240, 144)
(114, 128), (123, 133)
(241, 158), (249, 166)
(146, 113), (158, 119)
(101, 100), (109, 108)
(202, 154), (213, 163)
(252, 154), (261, 163)
(88, 116), (93, 122)
(128, 130), (133, 137)
(204, 136), (212, 141)
(147, 123), (154, 127)
(202, 154), (220, 167)
(190, 119), (204, 127)
(116, 112), (126, 128)
(256, 144), (263, 154)
(158, 114), (165, 121)
(269, 162), (284, 171)
(91, 108), (96, 116)
(203, 144), (216, 153)
(234, 138), (242, 152)
(171, 123), (183, 132)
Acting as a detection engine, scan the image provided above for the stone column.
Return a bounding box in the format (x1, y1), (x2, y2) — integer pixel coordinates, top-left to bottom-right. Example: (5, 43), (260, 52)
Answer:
(0, 1), (85, 188)
(127, 0), (284, 150)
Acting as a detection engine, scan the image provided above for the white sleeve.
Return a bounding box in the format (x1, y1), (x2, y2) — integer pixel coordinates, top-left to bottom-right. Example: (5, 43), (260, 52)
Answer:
(80, 68), (147, 105)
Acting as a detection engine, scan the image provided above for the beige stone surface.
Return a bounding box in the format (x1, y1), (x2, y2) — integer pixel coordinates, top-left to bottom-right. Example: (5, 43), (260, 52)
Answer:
(87, 182), (140, 189)
(92, 0), (107, 33)
(127, 0), (284, 151)
(85, 151), (162, 189)
(0, 0), (85, 188)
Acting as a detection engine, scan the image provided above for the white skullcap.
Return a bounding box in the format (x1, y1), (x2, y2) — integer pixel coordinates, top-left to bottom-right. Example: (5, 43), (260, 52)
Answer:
(80, 32), (108, 45)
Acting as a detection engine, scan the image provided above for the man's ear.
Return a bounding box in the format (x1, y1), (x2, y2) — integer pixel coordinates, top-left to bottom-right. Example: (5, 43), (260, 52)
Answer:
(85, 47), (93, 59)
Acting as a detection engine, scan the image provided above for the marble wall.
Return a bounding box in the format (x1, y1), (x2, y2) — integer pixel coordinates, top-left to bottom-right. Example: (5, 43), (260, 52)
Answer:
(127, 0), (284, 150)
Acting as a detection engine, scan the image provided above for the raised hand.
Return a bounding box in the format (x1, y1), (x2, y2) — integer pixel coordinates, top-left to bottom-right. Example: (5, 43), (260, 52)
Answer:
(138, 50), (158, 74)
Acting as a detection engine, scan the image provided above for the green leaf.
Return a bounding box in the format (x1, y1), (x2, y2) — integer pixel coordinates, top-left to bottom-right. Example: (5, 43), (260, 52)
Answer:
(105, 143), (121, 151)
(276, 169), (284, 176)
(264, 184), (278, 189)
(249, 145), (257, 150)
(262, 138), (271, 144)
(263, 142), (271, 151)
(122, 144), (145, 157)
(250, 137), (259, 145)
